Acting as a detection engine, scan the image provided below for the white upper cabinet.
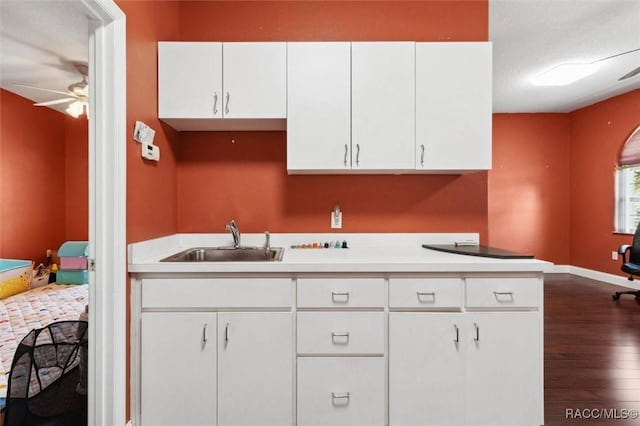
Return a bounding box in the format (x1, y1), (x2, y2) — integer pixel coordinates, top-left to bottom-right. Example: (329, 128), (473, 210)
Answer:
(158, 42), (222, 120)
(158, 41), (286, 130)
(416, 42), (492, 171)
(222, 43), (286, 119)
(287, 42), (351, 172)
(351, 42), (416, 171)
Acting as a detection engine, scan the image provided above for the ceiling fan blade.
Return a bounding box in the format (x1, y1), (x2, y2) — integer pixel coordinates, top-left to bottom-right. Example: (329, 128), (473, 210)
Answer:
(619, 65), (640, 81)
(34, 98), (77, 106)
(13, 84), (71, 97)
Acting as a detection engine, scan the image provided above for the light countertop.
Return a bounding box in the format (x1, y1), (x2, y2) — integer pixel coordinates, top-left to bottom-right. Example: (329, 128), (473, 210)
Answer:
(128, 233), (553, 274)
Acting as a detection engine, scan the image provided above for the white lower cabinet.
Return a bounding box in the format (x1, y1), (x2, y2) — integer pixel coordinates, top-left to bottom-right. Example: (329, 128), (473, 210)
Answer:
(389, 312), (466, 426)
(218, 312), (293, 426)
(141, 312), (217, 426)
(389, 311), (541, 426)
(140, 311), (292, 426)
(298, 357), (385, 426)
(466, 312), (541, 426)
(136, 274), (543, 426)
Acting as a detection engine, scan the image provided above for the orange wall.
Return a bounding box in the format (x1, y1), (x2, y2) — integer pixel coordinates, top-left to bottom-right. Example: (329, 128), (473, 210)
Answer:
(0, 90), (88, 263)
(177, 133), (488, 235)
(178, 1), (488, 42)
(176, 0), (489, 239)
(569, 89), (640, 275)
(118, 0), (180, 244)
(64, 116), (89, 241)
(489, 114), (571, 263)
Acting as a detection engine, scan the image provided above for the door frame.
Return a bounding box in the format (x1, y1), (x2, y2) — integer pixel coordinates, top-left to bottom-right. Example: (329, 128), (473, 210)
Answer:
(81, 0), (127, 424)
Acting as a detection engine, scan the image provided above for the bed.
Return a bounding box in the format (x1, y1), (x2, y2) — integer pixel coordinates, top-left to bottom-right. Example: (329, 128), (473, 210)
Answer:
(0, 283), (88, 406)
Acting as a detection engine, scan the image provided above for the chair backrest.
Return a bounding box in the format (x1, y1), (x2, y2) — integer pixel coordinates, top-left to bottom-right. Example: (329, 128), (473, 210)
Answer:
(4, 320), (88, 426)
(630, 222), (640, 265)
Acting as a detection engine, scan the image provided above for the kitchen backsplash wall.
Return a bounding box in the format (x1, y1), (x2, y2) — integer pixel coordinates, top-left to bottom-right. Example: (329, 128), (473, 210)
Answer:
(176, 132), (489, 237)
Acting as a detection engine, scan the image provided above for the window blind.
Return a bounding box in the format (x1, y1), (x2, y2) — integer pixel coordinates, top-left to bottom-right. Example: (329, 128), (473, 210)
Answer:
(619, 124), (640, 166)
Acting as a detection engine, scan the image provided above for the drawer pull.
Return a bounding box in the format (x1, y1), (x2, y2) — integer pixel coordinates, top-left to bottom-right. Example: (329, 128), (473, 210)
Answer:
(331, 331), (350, 344)
(416, 291), (436, 302)
(331, 291), (350, 303)
(454, 324), (459, 343)
(331, 392), (350, 405)
(493, 291), (514, 302)
(473, 322), (480, 342)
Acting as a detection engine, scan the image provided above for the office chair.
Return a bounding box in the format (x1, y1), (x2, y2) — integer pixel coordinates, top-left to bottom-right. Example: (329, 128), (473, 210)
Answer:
(614, 222), (640, 302)
(4, 320), (88, 426)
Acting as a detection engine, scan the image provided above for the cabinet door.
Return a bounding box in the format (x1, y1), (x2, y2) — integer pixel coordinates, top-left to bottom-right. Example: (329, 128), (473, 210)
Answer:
(466, 312), (541, 426)
(352, 42), (415, 171)
(217, 312), (293, 426)
(287, 42), (351, 171)
(389, 313), (466, 426)
(416, 42), (492, 171)
(158, 42), (222, 119)
(141, 312), (217, 426)
(223, 42), (286, 119)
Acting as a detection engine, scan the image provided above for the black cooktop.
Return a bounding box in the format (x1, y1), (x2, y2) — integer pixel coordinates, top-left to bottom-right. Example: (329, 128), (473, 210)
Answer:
(422, 244), (534, 259)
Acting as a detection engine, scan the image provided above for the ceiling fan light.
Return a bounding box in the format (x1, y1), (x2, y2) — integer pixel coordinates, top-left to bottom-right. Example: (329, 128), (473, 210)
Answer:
(66, 100), (85, 118)
(531, 62), (600, 86)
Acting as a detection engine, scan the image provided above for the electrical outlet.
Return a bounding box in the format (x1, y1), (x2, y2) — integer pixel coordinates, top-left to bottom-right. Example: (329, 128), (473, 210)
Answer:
(331, 211), (342, 229)
(612, 251), (618, 260)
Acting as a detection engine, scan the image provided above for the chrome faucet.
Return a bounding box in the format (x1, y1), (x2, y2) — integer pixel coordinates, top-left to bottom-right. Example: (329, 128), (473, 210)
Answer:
(225, 220), (241, 248)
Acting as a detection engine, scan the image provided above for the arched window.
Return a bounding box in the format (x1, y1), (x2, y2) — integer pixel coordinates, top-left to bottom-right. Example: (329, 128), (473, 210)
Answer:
(615, 124), (640, 233)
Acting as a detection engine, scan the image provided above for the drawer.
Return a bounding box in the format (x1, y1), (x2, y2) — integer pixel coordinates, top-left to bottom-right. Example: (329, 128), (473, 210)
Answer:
(466, 277), (540, 308)
(389, 277), (462, 309)
(141, 278), (292, 308)
(297, 357), (385, 426)
(297, 278), (384, 308)
(297, 312), (384, 355)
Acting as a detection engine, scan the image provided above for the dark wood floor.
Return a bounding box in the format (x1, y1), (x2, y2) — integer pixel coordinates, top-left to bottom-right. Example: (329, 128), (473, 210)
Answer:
(544, 274), (640, 425)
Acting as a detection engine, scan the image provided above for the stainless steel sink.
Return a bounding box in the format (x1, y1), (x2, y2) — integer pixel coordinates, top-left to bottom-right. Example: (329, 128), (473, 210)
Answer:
(160, 246), (285, 262)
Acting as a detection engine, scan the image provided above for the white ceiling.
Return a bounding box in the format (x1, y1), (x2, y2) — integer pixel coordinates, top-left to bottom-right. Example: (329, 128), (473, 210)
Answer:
(490, 0), (640, 112)
(0, 1), (639, 114)
(0, 0), (89, 114)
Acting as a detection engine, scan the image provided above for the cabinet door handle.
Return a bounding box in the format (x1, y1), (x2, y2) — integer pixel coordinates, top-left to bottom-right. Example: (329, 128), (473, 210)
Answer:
(416, 291), (435, 302)
(344, 144), (349, 167)
(473, 322), (480, 342)
(331, 392), (350, 404)
(454, 324), (459, 343)
(355, 144), (361, 166)
(213, 92), (218, 115)
(202, 323), (208, 346)
(420, 144), (425, 167)
(331, 331), (350, 344)
(331, 291), (350, 303)
(225, 92), (230, 114)
(224, 322), (230, 345)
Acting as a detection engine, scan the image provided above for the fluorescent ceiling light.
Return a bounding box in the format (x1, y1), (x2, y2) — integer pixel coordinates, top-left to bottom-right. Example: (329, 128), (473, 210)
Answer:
(531, 62), (600, 86)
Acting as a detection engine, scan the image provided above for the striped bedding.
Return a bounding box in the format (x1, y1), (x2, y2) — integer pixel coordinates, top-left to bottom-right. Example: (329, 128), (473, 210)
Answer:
(0, 284), (88, 400)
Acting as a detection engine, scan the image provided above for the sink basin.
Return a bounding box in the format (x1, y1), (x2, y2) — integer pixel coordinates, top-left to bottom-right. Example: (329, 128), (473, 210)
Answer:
(160, 246), (285, 262)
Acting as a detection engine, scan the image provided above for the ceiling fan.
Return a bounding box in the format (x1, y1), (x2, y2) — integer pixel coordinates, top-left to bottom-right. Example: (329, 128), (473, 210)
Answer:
(14, 62), (89, 118)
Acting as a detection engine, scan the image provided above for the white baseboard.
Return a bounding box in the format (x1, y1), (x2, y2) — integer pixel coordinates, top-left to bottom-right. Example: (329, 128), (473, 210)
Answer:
(548, 264), (640, 290)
